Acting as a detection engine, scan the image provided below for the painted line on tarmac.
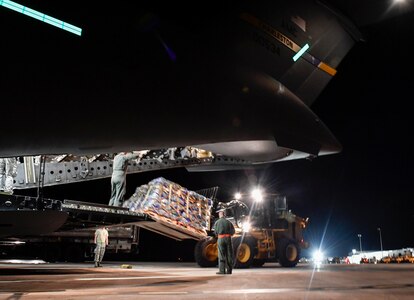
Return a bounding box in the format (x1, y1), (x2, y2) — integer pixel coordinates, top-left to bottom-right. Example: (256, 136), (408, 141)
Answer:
(77, 274), (215, 281)
(139, 292), (188, 295)
(0, 274), (214, 284)
(203, 288), (299, 294)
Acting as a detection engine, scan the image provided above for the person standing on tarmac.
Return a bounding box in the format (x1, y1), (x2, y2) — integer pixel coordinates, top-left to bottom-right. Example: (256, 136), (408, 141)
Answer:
(213, 208), (235, 275)
(94, 225), (109, 267)
(108, 151), (147, 206)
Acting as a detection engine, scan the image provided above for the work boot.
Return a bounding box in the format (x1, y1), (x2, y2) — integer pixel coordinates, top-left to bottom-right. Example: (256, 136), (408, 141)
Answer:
(98, 262), (102, 267)
(216, 271), (225, 275)
(226, 269), (232, 275)
(94, 262), (98, 268)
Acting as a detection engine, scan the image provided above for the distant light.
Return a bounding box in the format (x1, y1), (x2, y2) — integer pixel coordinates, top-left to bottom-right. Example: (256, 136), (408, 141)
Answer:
(313, 250), (324, 262)
(293, 43), (310, 61)
(234, 192), (242, 200)
(0, 0), (82, 36)
(313, 250), (324, 268)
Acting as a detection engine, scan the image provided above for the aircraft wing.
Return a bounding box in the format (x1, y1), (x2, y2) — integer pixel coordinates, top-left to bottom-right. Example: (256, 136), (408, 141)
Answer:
(0, 0), (406, 164)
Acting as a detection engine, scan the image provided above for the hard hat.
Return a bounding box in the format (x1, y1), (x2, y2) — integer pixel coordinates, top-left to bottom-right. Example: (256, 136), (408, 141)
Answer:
(216, 208), (226, 213)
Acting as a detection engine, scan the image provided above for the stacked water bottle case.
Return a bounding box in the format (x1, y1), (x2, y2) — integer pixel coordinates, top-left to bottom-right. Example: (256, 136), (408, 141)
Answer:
(123, 177), (213, 235)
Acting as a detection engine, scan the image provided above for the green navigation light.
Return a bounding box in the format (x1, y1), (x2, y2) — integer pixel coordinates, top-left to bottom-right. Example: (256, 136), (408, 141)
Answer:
(293, 43), (309, 62)
(0, 0), (82, 36)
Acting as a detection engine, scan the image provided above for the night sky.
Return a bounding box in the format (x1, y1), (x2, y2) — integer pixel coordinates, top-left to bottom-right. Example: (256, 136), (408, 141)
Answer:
(4, 1), (414, 259)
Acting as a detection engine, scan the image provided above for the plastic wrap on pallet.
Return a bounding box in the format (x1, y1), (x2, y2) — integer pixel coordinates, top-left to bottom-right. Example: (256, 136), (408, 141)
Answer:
(123, 177), (213, 235)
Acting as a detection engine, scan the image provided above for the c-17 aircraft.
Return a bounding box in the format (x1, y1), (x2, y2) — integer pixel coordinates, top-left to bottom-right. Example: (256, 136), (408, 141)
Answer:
(0, 0), (411, 237)
(1, 0), (412, 162)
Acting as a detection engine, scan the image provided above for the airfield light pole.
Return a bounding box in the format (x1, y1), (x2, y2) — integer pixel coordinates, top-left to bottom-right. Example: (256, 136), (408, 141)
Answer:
(357, 234), (362, 253)
(377, 228), (383, 259)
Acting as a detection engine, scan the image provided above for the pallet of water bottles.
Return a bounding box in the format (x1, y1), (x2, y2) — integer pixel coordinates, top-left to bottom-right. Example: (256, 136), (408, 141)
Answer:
(123, 177), (213, 236)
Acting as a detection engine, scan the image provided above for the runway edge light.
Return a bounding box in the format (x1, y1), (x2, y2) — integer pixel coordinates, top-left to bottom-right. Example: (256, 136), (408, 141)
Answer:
(0, 0), (82, 36)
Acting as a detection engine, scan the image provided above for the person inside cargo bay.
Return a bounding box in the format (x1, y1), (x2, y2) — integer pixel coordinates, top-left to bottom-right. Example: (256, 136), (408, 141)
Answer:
(109, 151), (147, 206)
(0, 157), (18, 194)
(213, 208), (235, 275)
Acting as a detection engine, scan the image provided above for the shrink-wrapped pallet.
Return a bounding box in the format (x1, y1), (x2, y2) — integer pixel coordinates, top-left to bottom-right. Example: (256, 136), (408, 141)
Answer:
(123, 177), (213, 235)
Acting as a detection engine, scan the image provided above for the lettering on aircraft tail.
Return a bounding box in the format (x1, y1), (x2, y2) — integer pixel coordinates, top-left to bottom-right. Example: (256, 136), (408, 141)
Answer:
(240, 12), (337, 76)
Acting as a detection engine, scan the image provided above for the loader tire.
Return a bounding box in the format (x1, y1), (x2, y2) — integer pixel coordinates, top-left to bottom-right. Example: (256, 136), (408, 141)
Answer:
(232, 236), (256, 269)
(194, 237), (218, 267)
(277, 238), (300, 267)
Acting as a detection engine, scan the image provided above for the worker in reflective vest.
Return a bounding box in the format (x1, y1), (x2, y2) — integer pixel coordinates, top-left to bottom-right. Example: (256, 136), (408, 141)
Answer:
(213, 208), (235, 274)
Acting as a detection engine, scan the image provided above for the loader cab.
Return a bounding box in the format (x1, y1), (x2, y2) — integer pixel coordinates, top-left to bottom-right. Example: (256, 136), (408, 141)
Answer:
(214, 199), (249, 229)
(248, 195), (289, 229)
(220, 193), (290, 229)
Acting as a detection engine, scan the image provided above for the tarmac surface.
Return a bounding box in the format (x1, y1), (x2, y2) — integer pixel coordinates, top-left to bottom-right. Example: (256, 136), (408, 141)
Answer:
(0, 260), (413, 299)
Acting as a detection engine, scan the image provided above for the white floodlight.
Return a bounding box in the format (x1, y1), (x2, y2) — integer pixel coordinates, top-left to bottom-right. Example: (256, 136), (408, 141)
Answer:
(241, 221), (251, 232)
(251, 188), (263, 202)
